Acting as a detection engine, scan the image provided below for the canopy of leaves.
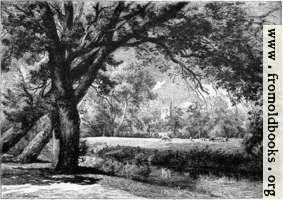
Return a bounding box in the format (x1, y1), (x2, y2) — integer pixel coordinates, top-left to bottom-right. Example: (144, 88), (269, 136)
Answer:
(2, 1), (277, 103)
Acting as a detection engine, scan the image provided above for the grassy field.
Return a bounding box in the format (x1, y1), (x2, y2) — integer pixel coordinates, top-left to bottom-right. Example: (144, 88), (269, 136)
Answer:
(83, 137), (245, 154)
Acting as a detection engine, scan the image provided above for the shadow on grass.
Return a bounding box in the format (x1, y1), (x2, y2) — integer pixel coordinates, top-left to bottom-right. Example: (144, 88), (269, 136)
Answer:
(2, 165), (103, 186)
(2, 163), (196, 191)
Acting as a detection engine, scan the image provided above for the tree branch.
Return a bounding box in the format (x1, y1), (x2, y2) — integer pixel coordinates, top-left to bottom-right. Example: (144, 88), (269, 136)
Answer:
(136, 36), (208, 94)
(14, 4), (34, 16)
(64, 1), (74, 30)
(38, 2), (61, 47)
(90, 84), (115, 111)
(113, 2), (187, 47)
(70, 49), (100, 82)
(74, 48), (113, 103)
(73, 2), (187, 102)
(74, 2), (84, 24)
(249, 7), (280, 19)
(67, 2), (124, 65)
(50, 3), (64, 22)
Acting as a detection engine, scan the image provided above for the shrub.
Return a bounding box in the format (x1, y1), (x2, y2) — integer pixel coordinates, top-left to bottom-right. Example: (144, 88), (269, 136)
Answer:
(113, 131), (160, 138)
(96, 145), (262, 179)
(86, 156), (151, 180)
(244, 104), (262, 158)
(121, 162), (151, 180)
(79, 140), (88, 156)
(101, 158), (123, 175)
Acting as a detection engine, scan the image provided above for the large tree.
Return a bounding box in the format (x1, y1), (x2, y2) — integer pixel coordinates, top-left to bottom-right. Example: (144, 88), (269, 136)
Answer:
(1, 1), (187, 172)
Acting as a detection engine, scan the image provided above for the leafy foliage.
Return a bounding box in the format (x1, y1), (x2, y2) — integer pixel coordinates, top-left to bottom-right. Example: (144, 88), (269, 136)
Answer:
(244, 101), (263, 158)
(80, 62), (156, 137)
(1, 68), (46, 128)
(155, 97), (246, 139)
(158, 2), (263, 102)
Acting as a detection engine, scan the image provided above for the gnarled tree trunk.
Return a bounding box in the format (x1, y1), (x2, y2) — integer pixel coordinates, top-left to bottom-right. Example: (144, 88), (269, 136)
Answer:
(2, 114), (44, 153)
(2, 126), (20, 153)
(55, 98), (80, 173)
(2, 91), (52, 154)
(51, 130), (60, 167)
(17, 116), (52, 163)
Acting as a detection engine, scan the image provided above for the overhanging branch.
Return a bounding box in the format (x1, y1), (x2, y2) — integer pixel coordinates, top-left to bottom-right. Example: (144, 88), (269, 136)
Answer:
(249, 7), (280, 19)
(132, 36), (208, 94)
(74, 47), (114, 103)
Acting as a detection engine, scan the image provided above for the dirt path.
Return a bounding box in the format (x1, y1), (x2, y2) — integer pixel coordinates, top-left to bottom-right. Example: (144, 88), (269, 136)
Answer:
(2, 163), (144, 199)
(2, 182), (145, 199)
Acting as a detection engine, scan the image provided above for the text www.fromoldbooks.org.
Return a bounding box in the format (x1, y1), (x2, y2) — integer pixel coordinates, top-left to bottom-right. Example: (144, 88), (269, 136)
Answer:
(263, 26), (282, 198)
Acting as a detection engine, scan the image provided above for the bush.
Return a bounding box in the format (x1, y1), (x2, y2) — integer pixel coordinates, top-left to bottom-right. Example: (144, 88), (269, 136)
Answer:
(101, 158), (124, 174)
(83, 156), (151, 181)
(243, 105), (262, 158)
(96, 145), (262, 179)
(121, 162), (151, 180)
(79, 140), (88, 156)
(113, 131), (160, 138)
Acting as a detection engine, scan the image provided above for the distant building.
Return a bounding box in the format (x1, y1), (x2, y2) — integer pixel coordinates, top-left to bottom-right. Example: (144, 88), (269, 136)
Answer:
(160, 107), (170, 120)
(150, 79), (196, 120)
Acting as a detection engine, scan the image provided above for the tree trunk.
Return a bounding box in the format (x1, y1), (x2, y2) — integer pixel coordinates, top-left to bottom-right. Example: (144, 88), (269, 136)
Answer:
(2, 86), (55, 154)
(173, 121), (177, 135)
(2, 114), (45, 154)
(147, 124), (151, 135)
(52, 130), (60, 167)
(2, 127), (17, 150)
(130, 121), (136, 135)
(114, 102), (127, 136)
(55, 98), (80, 173)
(17, 130), (51, 163)
(0, 118), (13, 134)
(17, 117), (52, 163)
